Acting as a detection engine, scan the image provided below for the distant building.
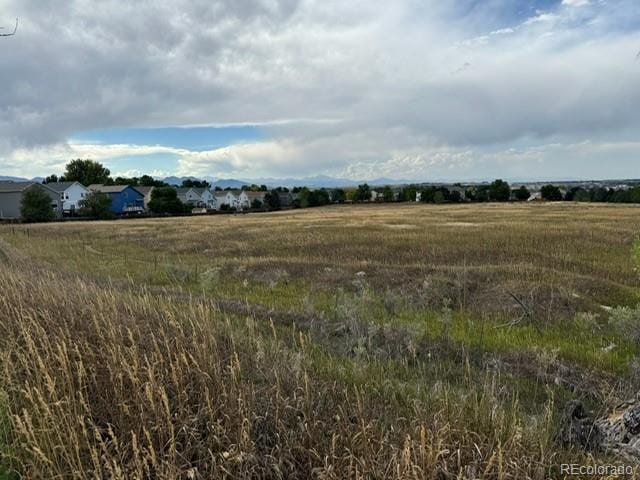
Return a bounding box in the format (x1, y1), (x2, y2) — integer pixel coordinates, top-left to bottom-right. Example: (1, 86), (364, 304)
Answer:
(277, 191), (294, 207)
(175, 188), (202, 206)
(215, 190), (240, 209)
(527, 192), (542, 202)
(88, 185), (145, 214)
(192, 188), (217, 209)
(134, 186), (155, 210)
(0, 181), (62, 219)
(238, 191), (266, 209)
(45, 181), (90, 214)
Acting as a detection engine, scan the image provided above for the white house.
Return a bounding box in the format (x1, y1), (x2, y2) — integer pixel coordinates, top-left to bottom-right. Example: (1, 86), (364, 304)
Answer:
(193, 188), (217, 209)
(176, 188), (203, 206)
(238, 191), (266, 209)
(215, 190), (240, 209)
(45, 181), (89, 214)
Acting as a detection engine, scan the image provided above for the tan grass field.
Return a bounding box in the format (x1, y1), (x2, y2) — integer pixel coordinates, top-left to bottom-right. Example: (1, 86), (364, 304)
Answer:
(1, 202), (639, 478)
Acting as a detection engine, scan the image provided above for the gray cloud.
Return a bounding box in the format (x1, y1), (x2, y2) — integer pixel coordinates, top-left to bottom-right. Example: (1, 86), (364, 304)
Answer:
(1, 0), (640, 179)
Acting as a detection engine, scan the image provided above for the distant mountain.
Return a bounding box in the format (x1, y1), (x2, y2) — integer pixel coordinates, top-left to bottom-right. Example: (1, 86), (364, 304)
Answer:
(0, 175), (44, 183)
(160, 176), (250, 189)
(0, 175), (29, 182)
(243, 175), (418, 189)
(160, 176), (200, 186)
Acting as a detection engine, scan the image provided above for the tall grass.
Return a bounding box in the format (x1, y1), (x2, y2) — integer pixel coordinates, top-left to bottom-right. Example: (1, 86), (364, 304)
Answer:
(0, 250), (590, 479)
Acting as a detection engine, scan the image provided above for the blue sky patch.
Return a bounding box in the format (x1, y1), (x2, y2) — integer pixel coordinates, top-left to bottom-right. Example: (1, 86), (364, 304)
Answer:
(71, 125), (265, 152)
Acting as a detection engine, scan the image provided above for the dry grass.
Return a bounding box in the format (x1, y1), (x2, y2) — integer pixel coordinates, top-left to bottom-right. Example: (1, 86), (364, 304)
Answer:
(0, 203), (639, 478)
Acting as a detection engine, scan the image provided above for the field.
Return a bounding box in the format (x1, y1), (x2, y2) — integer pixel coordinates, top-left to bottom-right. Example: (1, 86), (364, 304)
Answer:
(1, 202), (639, 478)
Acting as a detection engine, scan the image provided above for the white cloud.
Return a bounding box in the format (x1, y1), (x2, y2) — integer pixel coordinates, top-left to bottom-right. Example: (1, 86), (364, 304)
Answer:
(562, 0), (590, 6)
(1, 0), (639, 179)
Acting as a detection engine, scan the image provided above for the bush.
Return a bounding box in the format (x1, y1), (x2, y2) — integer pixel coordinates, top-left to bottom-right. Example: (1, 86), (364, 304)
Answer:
(148, 187), (185, 214)
(514, 186), (530, 201)
(540, 185), (563, 201)
(20, 186), (55, 223)
(79, 191), (114, 219)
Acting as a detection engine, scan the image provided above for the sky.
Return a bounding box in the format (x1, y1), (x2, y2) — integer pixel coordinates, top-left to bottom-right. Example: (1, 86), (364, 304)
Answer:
(1, 0), (639, 182)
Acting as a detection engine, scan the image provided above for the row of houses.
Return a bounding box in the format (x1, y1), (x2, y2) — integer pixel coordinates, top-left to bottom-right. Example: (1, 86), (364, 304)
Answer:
(0, 180), (298, 219)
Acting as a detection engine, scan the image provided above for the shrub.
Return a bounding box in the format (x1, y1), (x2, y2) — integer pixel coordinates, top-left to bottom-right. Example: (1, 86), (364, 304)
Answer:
(20, 186), (55, 223)
(79, 191), (114, 219)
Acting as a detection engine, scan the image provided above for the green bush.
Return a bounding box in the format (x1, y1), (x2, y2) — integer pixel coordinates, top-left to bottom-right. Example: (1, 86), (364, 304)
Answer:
(20, 186), (55, 223)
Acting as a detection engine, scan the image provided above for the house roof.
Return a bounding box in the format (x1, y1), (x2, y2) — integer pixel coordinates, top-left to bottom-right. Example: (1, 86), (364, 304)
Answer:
(216, 190), (238, 197)
(175, 187), (196, 196)
(43, 181), (82, 193)
(134, 186), (154, 196)
(0, 181), (37, 193)
(192, 188), (210, 196)
(89, 184), (138, 194)
(243, 191), (266, 199)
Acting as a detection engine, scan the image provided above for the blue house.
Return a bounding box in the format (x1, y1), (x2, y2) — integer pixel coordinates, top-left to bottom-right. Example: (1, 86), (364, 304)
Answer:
(88, 184), (145, 215)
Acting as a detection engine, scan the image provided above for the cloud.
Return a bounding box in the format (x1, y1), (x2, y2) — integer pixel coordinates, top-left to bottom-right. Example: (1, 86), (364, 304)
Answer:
(1, 0), (639, 179)
(562, 0), (590, 6)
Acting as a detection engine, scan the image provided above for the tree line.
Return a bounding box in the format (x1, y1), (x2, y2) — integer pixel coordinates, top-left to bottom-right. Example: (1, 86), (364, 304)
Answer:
(18, 160), (640, 222)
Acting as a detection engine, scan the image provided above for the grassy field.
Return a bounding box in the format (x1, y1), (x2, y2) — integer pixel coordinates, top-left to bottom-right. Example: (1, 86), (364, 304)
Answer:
(1, 202), (639, 478)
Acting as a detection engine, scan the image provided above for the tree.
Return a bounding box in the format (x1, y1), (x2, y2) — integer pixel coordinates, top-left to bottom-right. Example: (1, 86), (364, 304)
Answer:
(79, 191), (113, 219)
(251, 199), (263, 209)
(564, 186), (583, 201)
(540, 184), (563, 201)
(489, 179), (511, 202)
(20, 186), (54, 222)
(181, 179), (210, 188)
(332, 189), (346, 203)
(43, 174), (61, 184)
(264, 190), (281, 210)
(382, 186), (394, 202)
(148, 187), (185, 214)
(64, 159), (111, 186)
(514, 186), (530, 201)
(399, 185), (417, 202)
(356, 183), (371, 202)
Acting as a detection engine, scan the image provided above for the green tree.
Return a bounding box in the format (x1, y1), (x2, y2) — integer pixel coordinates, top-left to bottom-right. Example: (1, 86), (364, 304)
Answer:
(382, 186), (394, 202)
(514, 186), (530, 201)
(264, 190), (281, 210)
(148, 187), (185, 214)
(356, 183), (371, 202)
(20, 186), (55, 223)
(43, 174), (61, 184)
(332, 189), (346, 203)
(64, 159), (112, 186)
(489, 179), (511, 202)
(540, 184), (563, 201)
(399, 185), (417, 202)
(181, 179), (210, 188)
(79, 191), (113, 219)
(251, 199), (263, 209)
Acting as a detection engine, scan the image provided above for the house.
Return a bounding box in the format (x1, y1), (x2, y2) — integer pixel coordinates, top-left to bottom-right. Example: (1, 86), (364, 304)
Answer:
(238, 191), (266, 209)
(134, 186), (155, 210)
(527, 192), (542, 202)
(88, 184), (145, 214)
(370, 190), (383, 201)
(277, 191), (294, 207)
(193, 188), (217, 209)
(44, 181), (89, 215)
(176, 188), (202, 206)
(0, 181), (62, 219)
(215, 190), (240, 209)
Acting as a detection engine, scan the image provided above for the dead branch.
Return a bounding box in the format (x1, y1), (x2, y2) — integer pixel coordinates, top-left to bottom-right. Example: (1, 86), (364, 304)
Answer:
(0, 18), (18, 37)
